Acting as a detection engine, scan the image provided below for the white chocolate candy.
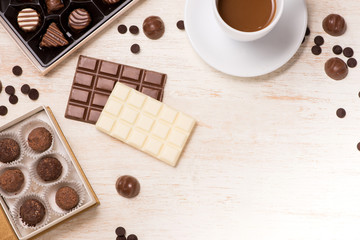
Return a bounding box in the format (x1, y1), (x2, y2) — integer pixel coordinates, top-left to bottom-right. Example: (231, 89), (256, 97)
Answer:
(17, 8), (40, 32)
(96, 83), (196, 166)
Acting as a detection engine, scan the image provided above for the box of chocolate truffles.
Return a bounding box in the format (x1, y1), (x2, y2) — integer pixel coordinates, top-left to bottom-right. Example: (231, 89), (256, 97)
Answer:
(0, 0), (141, 75)
(0, 106), (99, 240)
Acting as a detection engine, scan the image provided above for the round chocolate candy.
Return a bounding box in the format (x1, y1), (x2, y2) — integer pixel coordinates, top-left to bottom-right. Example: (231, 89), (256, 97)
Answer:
(324, 57), (348, 80)
(12, 66), (23, 76)
(5, 86), (15, 95)
(177, 20), (185, 30)
(0, 80), (2, 93)
(17, 8), (40, 32)
(21, 84), (31, 95)
(129, 25), (139, 35)
(0, 106), (8, 116)
(36, 157), (62, 181)
(130, 44), (140, 54)
(143, 16), (165, 40)
(116, 175), (140, 198)
(29, 88), (39, 100)
(118, 24), (127, 34)
(28, 127), (52, 153)
(0, 168), (24, 193)
(322, 14), (346, 36)
(347, 58), (357, 68)
(333, 45), (342, 55)
(68, 8), (91, 32)
(0, 138), (20, 163)
(55, 186), (79, 210)
(20, 199), (45, 227)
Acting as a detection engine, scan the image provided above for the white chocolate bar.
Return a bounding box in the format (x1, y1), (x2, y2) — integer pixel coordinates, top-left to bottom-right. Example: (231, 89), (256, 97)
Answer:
(96, 82), (196, 166)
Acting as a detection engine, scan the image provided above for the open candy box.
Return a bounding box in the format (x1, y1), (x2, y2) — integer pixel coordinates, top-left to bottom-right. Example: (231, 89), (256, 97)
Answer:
(0, 0), (140, 74)
(0, 106), (99, 240)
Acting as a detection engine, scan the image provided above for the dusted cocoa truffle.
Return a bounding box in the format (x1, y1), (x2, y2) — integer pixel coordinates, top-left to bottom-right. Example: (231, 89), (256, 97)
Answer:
(28, 127), (52, 152)
(20, 199), (45, 227)
(55, 186), (79, 210)
(0, 138), (20, 163)
(36, 157), (62, 182)
(0, 169), (24, 193)
(116, 175), (140, 198)
(143, 16), (165, 40)
(323, 14), (346, 36)
(325, 57), (348, 80)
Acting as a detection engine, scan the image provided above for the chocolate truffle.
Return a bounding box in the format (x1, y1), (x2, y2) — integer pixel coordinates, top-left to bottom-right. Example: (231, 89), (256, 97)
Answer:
(143, 16), (165, 40)
(116, 175), (140, 198)
(0, 169), (24, 193)
(325, 57), (348, 80)
(17, 8), (40, 32)
(28, 127), (52, 153)
(45, 0), (64, 13)
(0, 138), (20, 163)
(55, 186), (79, 210)
(40, 23), (68, 48)
(68, 8), (91, 32)
(20, 199), (45, 226)
(323, 14), (346, 36)
(36, 157), (62, 182)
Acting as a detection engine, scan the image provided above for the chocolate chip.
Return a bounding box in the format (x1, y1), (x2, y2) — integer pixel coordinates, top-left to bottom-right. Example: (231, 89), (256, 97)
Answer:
(115, 227), (126, 236)
(29, 88), (39, 100)
(347, 58), (357, 68)
(117, 236), (126, 240)
(129, 25), (139, 35)
(9, 95), (18, 105)
(311, 45), (321, 55)
(357, 142), (360, 151)
(333, 45), (342, 55)
(118, 24), (127, 34)
(336, 108), (346, 118)
(314, 36), (324, 46)
(0, 106), (8, 116)
(177, 20), (185, 30)
(131, 44), (140, 54)
(5, 86), (15, 95)
(343, 47), (354, 58)
(127, 234), (138, 240)
(305, 27), (310, 36)
(0, 81), (2, 93)
(21, 84), (30, 94)
(12, 66), (22, 76)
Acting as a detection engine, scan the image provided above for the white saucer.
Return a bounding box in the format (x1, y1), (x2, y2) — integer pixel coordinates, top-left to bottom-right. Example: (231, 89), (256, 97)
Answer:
(184, 0), (308, 77)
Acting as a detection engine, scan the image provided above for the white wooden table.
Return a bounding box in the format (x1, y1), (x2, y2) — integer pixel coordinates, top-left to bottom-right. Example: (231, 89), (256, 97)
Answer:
(2, 0), (360, 239)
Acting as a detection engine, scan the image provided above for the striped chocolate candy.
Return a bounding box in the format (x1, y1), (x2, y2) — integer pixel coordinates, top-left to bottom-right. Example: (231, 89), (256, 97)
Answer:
(103, 0), (121, 4)
(40, 22), (68, 48)
(17, 8), (41, 32)
(68, 8), (91, 32)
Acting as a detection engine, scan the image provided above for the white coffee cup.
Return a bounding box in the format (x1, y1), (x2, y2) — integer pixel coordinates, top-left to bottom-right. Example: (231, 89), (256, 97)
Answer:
(213, 0), (284, 42)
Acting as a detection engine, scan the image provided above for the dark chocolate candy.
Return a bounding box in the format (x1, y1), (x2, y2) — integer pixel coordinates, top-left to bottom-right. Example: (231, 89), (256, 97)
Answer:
(311, 45), (321, 55)
(336, 108), (346, 118)
(130, 44), (140, 54)
(0, 169), (24, 193)
(56, 186), (79, 210)
(314, 36), (324, 46)
(116, 175), (140, 199)
(129, 25), (139, 35)
(5, 86), (15, 95)
(9, 95), (18, 105)
(143, 16), (165, 40)
(12, 66), (22, 76)
(333, 45), (342, 55)
(21, 84), (31, 95)
(343, 47), (354, 58)
(0, 138), (20, 163)
(45, 0), (64, 13)
(325, 57), (348, 80)
(40, 23), (68, 48)
(37, 157), (62, 181)
(20, 199), (45, 227)
(69, 9), (91, 32)
(347, 58), (357, 68)
(29, 89), (39, 100)
(65, 55), (167, 124)
(177, 20), (185, 30)
(0, 106), (8, 116)
(116, 227), (126, 236)
(322, 14), (346, 36)
(118, 24), (127, 34)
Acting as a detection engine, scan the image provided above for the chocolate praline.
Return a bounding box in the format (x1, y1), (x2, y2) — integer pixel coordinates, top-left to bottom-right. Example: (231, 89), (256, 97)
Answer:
(55, 186), (79, 210)
(28, 127), (52, 153)
(325, 57), (348, 80)
(68, 8), (91, 32)
(20, 199), (45, 226)
(322, 14), (346, 36)
(0, 169), (24, 193)
(0, 138), (21, 163)
(116, 175), (140, 198)
(36, 157), (62, 182)
(143, 16), (165, 40)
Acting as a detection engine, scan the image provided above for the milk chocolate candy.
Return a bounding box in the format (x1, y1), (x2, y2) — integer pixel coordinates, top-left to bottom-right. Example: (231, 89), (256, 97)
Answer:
(40, 23), (68, 48)
(68, 9), (91, 32)
(17, 8), (40, 32)
(325, 57), (348, 80)
(323, 14), (346, 36)
(143, 16), (165, 40)
(45, 0), (64, 14)
(65, 55), (167, 124)
(103, 0), (121, 4)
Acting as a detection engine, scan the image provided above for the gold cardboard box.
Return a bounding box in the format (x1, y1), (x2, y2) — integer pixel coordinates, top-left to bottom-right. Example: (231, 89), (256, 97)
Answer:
(0, 106), (99, 240)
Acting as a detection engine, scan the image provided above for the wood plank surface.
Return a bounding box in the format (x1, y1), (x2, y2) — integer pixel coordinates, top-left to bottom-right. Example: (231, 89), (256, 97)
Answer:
(1, 0), (360, 239)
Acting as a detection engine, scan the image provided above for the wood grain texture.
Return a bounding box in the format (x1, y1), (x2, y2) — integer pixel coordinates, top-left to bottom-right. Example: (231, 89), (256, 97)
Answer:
(1, 0), (360, 239)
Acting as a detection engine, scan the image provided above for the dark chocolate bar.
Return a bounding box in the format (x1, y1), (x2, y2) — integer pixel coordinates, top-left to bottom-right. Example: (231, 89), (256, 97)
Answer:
(65, 55), (167, 124)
